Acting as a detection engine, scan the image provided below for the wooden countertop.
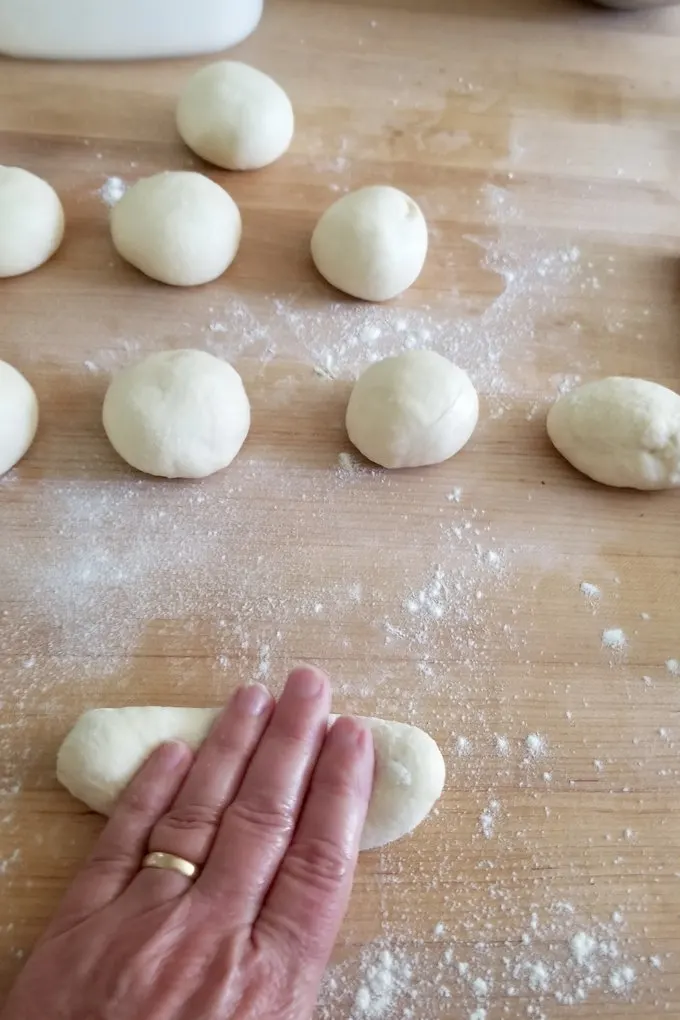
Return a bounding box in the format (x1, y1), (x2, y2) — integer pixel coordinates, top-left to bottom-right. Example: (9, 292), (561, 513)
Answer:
(1, 0), (680, 1015)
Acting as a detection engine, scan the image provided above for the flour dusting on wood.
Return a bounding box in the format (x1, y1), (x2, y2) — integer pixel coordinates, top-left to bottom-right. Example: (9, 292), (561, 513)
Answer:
(1, 60), (678, 1014)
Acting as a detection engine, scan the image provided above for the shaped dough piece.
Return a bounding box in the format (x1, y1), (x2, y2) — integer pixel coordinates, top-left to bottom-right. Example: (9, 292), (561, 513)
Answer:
(102, 349), (250, 479)
(346, 350), (479, 469)
(57, 706), (446, 851)
(110, 171), (241, 287)
(0, 166), (64, 278)
(311, 186), (428, 302)
(547, 376), (680, 490)
(0, 360), (39, 475)
(177, 61), (294, 171)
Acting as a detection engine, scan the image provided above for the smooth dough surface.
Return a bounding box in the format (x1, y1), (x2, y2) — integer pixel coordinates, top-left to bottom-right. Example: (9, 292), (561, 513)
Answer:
(547, 376), (680, 490)
(110, 171), (241, 286)
(103, 349), (250, 479)
(177, 61), (294, 171)
(0, 360), (39, 475)
(346, 350), (479, 469)
(311, 186), (428, 302)
(57, 706), (446, 851)
(0, 166), (64, 278)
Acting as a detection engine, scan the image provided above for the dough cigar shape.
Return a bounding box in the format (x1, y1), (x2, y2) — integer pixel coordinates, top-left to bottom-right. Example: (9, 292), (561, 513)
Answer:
(57, 706), (446, 851)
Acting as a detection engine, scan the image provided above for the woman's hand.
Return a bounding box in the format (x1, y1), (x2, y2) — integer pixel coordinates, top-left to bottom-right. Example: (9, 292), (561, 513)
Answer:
(1, 666), (374, 1020)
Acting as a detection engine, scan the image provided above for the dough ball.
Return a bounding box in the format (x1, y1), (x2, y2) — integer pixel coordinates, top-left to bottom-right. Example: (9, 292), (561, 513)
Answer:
(346, 350), (479, 469)
(311, 185), (428, 302)
(56, 706), (446, 851)
(547, 376), (680, 490)
(102, 349), (250, 479)
(0, 166), (64, 278)
(177, 61), (294, 171)
(0, 360), (39, 475)
(110, 171), (241, 286)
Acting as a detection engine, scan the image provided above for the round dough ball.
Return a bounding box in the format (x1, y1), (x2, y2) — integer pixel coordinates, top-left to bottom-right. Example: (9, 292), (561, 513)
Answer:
(311, 185), (428, 302)
(110, 172), (241, 287)
(177, 61), (294, 171)
(102, 349), (250, 479)
(346, 350), (479, 469)
(0, 166), (64, 278)
(547, 376), (680, 490)
(0, 361), (39, 475)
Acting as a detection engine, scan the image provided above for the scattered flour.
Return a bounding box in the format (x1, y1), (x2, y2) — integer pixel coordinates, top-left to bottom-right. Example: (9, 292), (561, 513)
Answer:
(405, 567), (447, 621)
(666, 659), (679, 677)
(609, 966), (636, 993)
(348, 947), (410, 1019)
(471, 976), (489, 998)
(602, 628), (627, 650)
(571, 932), (597, 965)
(479, 800), (500, 839)
(525, 733), (546, 758)
(97, 175), (127, 206)
(494, 734), (510, 756)
(319, 905), (648, 1020)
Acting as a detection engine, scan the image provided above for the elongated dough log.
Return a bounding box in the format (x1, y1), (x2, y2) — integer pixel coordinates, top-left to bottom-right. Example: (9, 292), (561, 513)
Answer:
(57, 707), (446, 851)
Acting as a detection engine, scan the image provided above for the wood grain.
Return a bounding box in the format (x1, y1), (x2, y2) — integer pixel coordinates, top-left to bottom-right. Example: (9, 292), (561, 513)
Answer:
(1, 0), (680, 1016)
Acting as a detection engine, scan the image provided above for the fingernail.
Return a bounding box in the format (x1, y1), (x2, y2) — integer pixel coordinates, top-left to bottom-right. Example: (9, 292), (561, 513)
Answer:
(235, 683), (271, 716)
(286, 665), (326, 700)
(329, 716), (367, 749)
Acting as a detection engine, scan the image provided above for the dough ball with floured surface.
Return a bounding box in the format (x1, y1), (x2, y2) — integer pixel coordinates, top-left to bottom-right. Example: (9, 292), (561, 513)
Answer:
(177, 61), (294, 171)
(102, 349), (250, 479)
(0, 360), (39, 475)
(311, 185), (428, 302)
(110, 171), (241, 286)
(346, 350), (479, 469)
(56, 706), (446, 851)
(0, 166), (64, 278)
(547, 376), (680, 489)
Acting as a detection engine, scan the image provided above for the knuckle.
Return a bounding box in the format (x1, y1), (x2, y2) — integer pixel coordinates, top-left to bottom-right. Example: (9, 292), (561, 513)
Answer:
(283, 836), (351, 892)
(228, 793), (295, 840)
(86, 846), (132, 877)
(207, 736), (240, 764)
(118, 784), (154, 818)
(204, 724), (242, 758)
(157, 803), (222, 836)
(317, 769), (362, 800)
(271, 723), (318, 755)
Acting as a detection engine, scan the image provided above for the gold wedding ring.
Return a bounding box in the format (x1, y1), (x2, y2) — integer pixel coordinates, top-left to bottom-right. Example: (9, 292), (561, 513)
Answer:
(141, 851), (200, 881)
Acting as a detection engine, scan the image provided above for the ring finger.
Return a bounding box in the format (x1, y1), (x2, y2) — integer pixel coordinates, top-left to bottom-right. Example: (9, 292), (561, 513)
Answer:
(127, 683), (273, 905)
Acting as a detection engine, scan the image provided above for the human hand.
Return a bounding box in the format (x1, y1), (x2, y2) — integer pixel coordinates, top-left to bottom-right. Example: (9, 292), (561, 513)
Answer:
(1, 665), (374, 1020)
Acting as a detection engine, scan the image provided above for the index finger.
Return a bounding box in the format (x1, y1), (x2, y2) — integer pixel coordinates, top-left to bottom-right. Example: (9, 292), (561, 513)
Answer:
(47, 740), (193, 936)
(256, 716), (374, 965)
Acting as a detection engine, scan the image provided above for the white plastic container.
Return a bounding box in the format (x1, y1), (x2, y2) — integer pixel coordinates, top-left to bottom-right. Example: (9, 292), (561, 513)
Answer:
(0, 0), (263, 60)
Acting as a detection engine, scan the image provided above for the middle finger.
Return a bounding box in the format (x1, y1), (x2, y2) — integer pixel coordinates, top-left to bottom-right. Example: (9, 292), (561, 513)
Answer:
(198, 665), (331, 918)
